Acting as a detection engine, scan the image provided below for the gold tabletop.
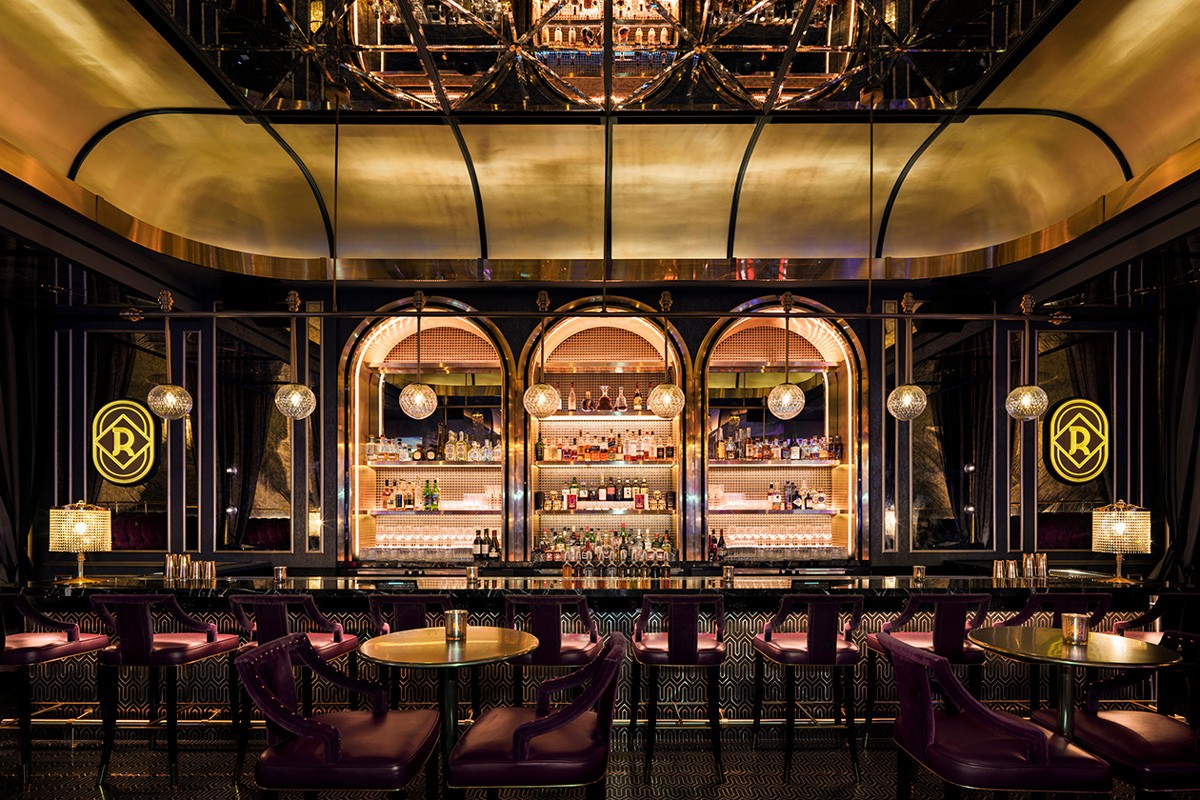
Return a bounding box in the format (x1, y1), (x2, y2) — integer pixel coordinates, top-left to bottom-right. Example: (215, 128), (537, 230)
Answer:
(358, 626), (538, 669)
(968, 627), (1181, 669)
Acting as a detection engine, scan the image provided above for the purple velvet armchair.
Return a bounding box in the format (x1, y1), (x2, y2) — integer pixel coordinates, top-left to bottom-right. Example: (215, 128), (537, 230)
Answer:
(236, 632), (439, 799)
(504, 594), (602, 706)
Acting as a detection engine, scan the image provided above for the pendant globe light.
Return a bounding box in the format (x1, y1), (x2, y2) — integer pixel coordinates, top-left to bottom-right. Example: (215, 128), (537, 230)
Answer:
(887, 292), (927, 420)
(146, 290), (193, 421)
(1006, 294), (1049, 421)
(767, 292), (805, 420)
(523, 290), (561, 419)
(647, 291), (685, 419)
(275, 291), (317, 420)
(398, 290), (438, 420)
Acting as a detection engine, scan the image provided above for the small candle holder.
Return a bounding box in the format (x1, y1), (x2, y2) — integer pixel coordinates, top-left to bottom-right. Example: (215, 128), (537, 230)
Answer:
(445, 609), (469, 641)
(273, 566), (287, 583)
(1062, 612), (1090, 645)
(912, 565), (926, 582)
(465, 565), (479, 584)
(722, 565), (735, 585)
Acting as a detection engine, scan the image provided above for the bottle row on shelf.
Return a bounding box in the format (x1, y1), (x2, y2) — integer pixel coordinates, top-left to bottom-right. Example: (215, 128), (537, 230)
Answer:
(535, 477), (676, 512)
(535, 429), (676, 462)
(366, 431), (502, 464)
(470, 529), (504, 562)
(714, 431), (845, 462)
(536, 25), (678, 48)
(378, 478), (442, 511)
(537, 0), (681, 23)
(707, 480), (833, 513)
(534, 524), (677, 576)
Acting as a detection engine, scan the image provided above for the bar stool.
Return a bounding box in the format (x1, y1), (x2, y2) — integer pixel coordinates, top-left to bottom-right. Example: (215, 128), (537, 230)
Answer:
(504, 594), (602, 706)
(89, 593), (241, 785)
(751, 594), (864, 782)
(1115, 592), (1200, 723)
(994, 591), (1111, 714)
(368, 593), (481, 716)
(1, 593), (110, 785)
(629, 594), (726, 782)
(863, 593), (990, 745)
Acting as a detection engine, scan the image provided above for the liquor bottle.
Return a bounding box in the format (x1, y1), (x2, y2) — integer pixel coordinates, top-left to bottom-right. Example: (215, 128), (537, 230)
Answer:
(623, 477), (633, 501)
(473, 530), (483, 561)
(482, 439), (493, 462)
(468, 440), (482, 462)
(381, 485), (393, 510)
(708, 529), (718, 563)
(581, 389), (594, 412)
(366, 435), (378, 462)
(490, 530), (501, 560)
(615, 386), (628, 412)
(634, 480), (645, 511)
(767, 482), (777, 511)
(422, 479), (432, 511)
(607, 475), (617, 502)
(568, 382), (577, 413)
(412, 440), (424, 461)
(456, 434), (468, 462)
(444, 431), (456, 462)
(430, 479), (440, 511)
(597, 385), (613, 411)
(535, 434), (545, 462)
(717, 529), (727, 561)
(568, 476), (579, 510)
(633, 383), (643, 413)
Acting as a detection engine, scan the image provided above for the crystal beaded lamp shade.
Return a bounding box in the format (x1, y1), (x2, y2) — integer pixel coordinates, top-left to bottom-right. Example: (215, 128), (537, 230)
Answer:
(647, 382), (685, 419)
(146, 384), (193, 420)
(887, 384), (928, 420)
(1005, 385), (1049, 421)
(275, 383), (317, 419)
(767, 382), (805, 420)
(49, 502), (112, 554)
(399, 382), (438, 419)
(1092, 500), (1151, 555)
(523, 382), (561, 419)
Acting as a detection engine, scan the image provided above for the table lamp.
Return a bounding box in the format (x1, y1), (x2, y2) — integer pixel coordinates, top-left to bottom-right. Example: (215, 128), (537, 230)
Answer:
(1091, 499), (1150, 583)
(49, 501), (112, 584)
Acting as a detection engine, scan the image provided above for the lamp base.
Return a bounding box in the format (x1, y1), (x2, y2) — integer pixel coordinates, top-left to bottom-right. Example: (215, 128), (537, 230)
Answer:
(53, 575), (106, 586)
(1098, 575), (1140, 585)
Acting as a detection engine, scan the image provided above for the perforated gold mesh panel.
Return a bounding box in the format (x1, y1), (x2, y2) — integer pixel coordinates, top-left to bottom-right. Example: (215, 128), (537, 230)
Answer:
(548, 327), (664, 370)
(381, 327), (498, 368)
(710, 327), (823, 368)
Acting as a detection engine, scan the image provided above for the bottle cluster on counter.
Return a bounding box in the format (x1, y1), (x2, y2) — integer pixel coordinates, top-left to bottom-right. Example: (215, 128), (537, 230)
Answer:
(535, 524), (677, 578)
(535, 428), (674, 462)
(366, 431), (502, 464)
(535, 476), (676, 512)
(713, 430), (844, 462)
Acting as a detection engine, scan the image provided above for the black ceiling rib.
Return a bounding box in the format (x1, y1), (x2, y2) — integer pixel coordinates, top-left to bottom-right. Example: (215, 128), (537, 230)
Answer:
(873, 106), (1134, 258)
(726, 0), (821, 261)
(393, 0), (488, 261)
(67, 108), (234, 181)
(124, 0), (336, 258)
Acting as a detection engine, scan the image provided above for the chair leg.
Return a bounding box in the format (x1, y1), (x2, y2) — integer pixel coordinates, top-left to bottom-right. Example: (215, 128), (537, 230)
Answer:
(864, 648), (878, 747)
(1029, 663), (1042, 713)
(470, 665), (482, 720)
(97, 663), (119, 785)
(166, 665), (179, 785)
(707, 664), (723, 782)
(227, 651), (241, 779)
(17, 665), (32, 785)
(644, 665), (659, 783)
(751, 651), (764, 742)
(512, 664), (525, 707)
(424, 751), (438, 800)
(942, 781), (963, 800)
(843, 665), (860, 783)
(832, 662), (844, 726)
(348, 651), (360, 711)
(896, 748), (914, 800)
(147, 665), (162, 722)
(301, 665), (314, 717)
(585, 775), (607, 800)
(783, 665), (796, 781)
(628, 658), (641, 743)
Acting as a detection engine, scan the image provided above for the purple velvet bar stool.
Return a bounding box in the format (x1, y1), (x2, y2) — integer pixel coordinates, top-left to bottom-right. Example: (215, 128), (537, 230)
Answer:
(237, 632), (440, 800)
(995, 591), (1112, 713)
(751, 594), (863, 781)
(629, 594), (726, 782)
(863, 593), (990, 745)
(1, 593), (110, 785)
(1116, 592), (1200, 723)
(504, 594), (602, 706)
(1032, 630), (1200, 800)
(448, 632), (626, 800)
(89, 593), (241, 785)
(368, 594), (481, 715)
(878, 632), (1110, 799)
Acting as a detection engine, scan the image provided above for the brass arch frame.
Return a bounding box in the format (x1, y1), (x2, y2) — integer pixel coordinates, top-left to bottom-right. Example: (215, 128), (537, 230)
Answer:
(516, 295), (693, 561)
(337, 295), (516, 562)
(695, 295), (868, 561)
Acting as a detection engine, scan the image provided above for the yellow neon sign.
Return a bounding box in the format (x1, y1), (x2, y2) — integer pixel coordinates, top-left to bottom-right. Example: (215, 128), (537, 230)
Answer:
(92, 399), (158, 486)
(1044, 398), (1109, 485)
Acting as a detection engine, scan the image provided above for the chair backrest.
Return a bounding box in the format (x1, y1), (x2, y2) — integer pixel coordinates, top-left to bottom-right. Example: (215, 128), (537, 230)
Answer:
(505, 595), (599, 665)
(764, 594), (864, 664)
(368, 594), (451, 635)
(0, 593), (81, 651)
(882, 593), (990, 659)
(90, 593), (214, 664)
(237, 633), (304, 746)
(228, 594), (340, 644)
(996, 592), (1111, 629)
(634, 594), (724, 666)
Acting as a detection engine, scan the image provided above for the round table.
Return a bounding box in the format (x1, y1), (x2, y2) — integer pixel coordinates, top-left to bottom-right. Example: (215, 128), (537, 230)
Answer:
(968, 626), (1180, 739)
(359, 626), (538, 768)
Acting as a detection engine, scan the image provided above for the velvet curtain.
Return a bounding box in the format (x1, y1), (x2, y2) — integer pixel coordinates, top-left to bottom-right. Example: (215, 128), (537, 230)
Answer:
(216, 378), (272, 549)
(1063, 333), (1115, 502)
(1151, 282), (1200, 584)
(930, 332), (994, 547)
(86, 333), (137, 504)
(0, 300), (47, 584)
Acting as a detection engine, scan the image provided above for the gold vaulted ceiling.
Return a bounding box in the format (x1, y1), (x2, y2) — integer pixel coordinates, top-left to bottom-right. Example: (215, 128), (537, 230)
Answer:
(0, 0), (1199, 278)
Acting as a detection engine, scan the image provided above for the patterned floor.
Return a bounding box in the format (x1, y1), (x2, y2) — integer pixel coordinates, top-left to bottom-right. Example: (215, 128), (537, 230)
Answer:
(0, 729), (1143, 799)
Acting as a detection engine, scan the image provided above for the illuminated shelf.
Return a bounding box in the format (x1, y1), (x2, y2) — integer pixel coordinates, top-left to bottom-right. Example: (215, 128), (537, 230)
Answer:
(369, 509), (502, 516)
(534, 509), (675, 516)
(709, 460), (839, 468)
(539, 413), (667, 422)
(709, 508), (838, 516)
(367, 461), (501, 469)
(534, 460), (675, 468)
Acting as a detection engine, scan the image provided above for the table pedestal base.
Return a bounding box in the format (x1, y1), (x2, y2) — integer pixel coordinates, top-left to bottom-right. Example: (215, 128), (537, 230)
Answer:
(1056, 665), (1075, 740)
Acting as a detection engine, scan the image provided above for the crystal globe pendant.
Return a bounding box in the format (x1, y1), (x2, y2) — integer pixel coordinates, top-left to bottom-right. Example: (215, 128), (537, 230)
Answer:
(887, 384), (927, 420)
(768, 292), (804, 420)
(648, 292), (684, 419)
(275, 383), (317, 420)
(522, 292), (561, 419)
(1005, 385), (1048, 421)
(147, 384), (193, 421)
(400, 291), (438, 420)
